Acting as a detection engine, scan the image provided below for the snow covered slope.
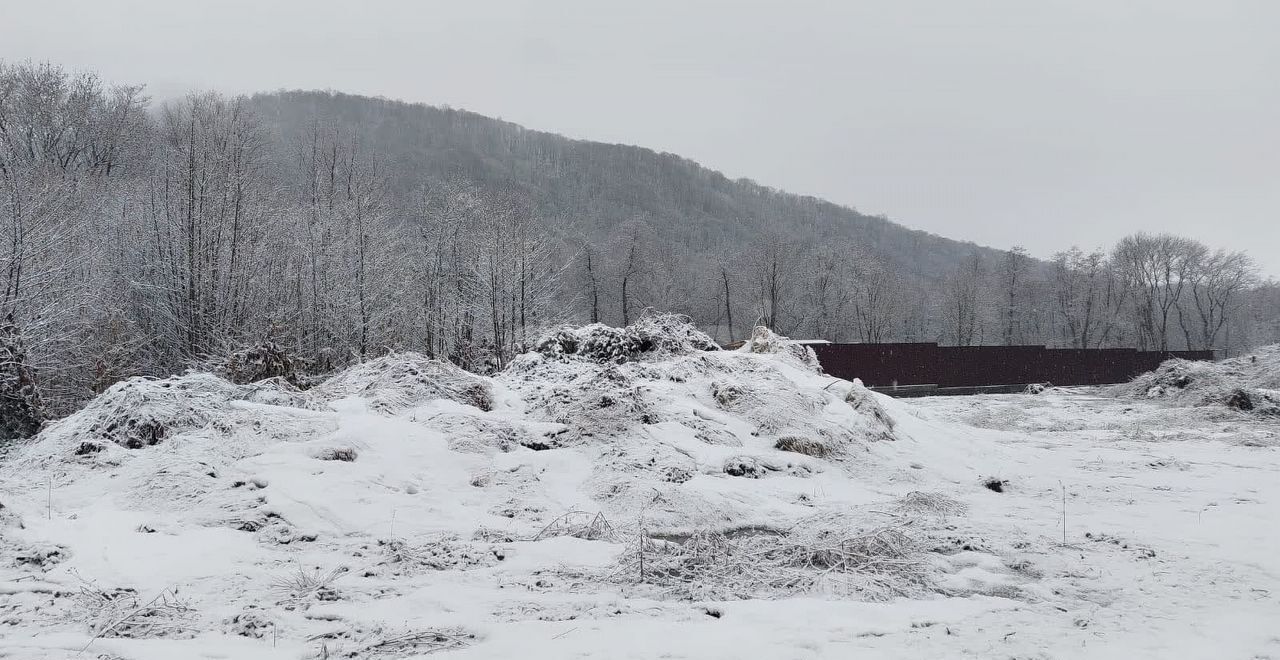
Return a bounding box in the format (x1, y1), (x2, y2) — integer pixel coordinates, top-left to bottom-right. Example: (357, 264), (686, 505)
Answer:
(2, 320), (1278, 659)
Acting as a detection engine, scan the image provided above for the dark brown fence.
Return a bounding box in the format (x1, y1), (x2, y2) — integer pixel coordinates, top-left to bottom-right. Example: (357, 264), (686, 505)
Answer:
(810, 343), (1213, 388)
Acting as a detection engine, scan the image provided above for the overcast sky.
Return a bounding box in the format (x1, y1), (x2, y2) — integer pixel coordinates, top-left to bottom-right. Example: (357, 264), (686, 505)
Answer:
(4, 0), (1277, 274)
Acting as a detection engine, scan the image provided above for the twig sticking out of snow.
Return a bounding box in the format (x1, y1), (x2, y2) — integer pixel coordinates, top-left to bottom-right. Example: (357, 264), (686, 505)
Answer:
(533, 510), (618, 542)
(310, 626), (476, 658)
(359, 628), (475, 656)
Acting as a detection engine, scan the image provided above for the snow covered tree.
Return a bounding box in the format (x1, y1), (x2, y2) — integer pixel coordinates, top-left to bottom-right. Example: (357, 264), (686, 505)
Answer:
(0, 315), (43, 440)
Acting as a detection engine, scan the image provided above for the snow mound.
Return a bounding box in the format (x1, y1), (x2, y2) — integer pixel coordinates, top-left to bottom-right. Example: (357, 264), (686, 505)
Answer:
(1115, 345), (1280, 415)
(738, 325), (824, 372)
(13, 374), (312, 466)
(499, 322), (903, 531)
(1, 318), (1074, 658)
(312, 352), (493, 414)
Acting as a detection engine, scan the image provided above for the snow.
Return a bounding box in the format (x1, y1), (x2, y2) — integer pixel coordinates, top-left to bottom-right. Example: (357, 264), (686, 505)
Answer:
(1112, 344), (1280, 415)
(2, 329), (1279, 659)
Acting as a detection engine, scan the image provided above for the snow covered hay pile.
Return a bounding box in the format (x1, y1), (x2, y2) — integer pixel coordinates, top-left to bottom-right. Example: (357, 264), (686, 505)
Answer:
(1115, 344), (1280, 415)
(0, 315), (1036, 658)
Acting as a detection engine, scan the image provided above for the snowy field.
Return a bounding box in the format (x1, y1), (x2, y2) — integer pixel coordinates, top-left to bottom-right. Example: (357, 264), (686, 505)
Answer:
(2, 321), (1278, 660)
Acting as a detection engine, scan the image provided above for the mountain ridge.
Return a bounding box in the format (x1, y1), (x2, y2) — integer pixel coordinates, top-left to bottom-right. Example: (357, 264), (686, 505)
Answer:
(247, 89), (1008, 282)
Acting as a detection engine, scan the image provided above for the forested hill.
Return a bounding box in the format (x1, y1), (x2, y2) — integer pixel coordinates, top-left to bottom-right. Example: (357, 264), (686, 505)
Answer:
(1, 62), (1272, 430)
(247, 90), (1001, 282)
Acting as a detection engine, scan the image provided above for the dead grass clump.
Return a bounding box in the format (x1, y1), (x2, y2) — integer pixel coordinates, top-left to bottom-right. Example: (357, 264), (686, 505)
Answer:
(378, 537), (502, 572)
(774, 436), (831, 458)
(613, 519), (929, 601)
(271, 565), (347, 602)
(76, 584), (196, 641)
(313, 627), (476, 659)
(314, 447), (358, 462)
(894, 491), (968, 519)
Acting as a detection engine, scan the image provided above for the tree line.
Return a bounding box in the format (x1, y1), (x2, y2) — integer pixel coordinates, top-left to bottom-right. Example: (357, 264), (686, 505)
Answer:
(2, 61), (1277, 436)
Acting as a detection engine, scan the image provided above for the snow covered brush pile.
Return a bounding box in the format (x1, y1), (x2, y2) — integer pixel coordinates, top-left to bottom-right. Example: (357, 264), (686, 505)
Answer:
(0, 316), (1013, 658)
(533, 311), (720, 364)
(1116, 345), (1280, 415)
(498, 317), (903, 530)
(28, 374), (270, 454)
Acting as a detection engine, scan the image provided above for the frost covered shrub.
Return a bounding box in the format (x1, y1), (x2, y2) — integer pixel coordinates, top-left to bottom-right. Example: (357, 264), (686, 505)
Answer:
(314, 447), (358, 462)
(534, 313), (717, 364)
(0, 316), (44, 441)
(219, 337), (301, 387)
(312, 353), (493, 414)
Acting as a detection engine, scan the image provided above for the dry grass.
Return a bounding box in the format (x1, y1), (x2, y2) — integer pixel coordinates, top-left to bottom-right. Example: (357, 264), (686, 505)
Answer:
(75, 583), (196, 643)
(312, 627), (475, 658)
(774, 435), (831, 458)
(894, 491), (968, 519)
(379, 537), (501, 572)
(612, 519), (930, 601)
(271, 565), (347, 602)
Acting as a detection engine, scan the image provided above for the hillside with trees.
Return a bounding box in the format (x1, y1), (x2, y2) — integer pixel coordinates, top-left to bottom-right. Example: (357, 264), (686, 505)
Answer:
(2, 61), (1277, 433)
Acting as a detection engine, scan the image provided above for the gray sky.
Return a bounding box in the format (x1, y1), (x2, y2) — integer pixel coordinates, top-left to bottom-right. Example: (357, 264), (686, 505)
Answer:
(4, 0), (1277, 275)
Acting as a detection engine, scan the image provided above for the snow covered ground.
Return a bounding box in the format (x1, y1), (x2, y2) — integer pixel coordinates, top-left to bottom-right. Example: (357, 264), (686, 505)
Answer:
(2, 322), (1278, 659)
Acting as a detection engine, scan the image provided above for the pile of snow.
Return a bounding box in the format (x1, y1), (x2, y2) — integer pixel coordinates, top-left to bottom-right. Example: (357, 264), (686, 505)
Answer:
(738, 324), (824, 371)
(311, 352), (493, 414)
(0, 316), (1075, 658)
(1115, 345), (1280, 415)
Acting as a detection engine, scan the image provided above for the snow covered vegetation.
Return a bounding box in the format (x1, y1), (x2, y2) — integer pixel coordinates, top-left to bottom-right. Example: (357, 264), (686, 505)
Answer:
(1113, 344), (1280, 415)
(2, 317), (1278, 658)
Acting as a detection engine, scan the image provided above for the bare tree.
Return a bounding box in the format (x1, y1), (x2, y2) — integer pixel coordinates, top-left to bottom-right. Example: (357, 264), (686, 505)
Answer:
(1177, 248), (1257, 351)
(747, 233), (800, 333)
(943, 253), (987, 346)
(1112, 233), (1203, 351)
(999, 246), (1029, 345)
(610, 219), (653, 327)
(851, 257), (901, 343)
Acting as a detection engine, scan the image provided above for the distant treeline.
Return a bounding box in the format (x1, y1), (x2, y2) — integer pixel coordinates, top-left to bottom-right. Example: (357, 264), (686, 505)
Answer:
(1, 61), (1277, 433)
